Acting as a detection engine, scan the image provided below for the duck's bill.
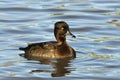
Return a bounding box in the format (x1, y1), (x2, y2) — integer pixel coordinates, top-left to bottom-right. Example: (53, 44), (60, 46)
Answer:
(66, 31), (76, 38)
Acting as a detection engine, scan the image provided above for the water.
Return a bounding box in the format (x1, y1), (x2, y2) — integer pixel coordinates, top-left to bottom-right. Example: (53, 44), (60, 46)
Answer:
(0, 0), (120, 80)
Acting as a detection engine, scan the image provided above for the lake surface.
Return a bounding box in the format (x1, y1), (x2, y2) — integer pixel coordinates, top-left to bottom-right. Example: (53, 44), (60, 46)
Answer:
(0, 0), (120, 80)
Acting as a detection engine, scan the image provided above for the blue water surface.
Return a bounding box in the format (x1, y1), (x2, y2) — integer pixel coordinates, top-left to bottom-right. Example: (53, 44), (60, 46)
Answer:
(0, 0), (120, 80)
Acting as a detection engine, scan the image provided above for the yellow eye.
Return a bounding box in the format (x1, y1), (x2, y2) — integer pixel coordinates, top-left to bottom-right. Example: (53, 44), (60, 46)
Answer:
(61, 27), (64, 30)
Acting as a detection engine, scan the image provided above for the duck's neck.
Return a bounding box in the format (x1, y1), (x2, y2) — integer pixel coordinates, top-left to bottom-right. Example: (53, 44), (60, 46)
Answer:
(56, 34), (67, 45)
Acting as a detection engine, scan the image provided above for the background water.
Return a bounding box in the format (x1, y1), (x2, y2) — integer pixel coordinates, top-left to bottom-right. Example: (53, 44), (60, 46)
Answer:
(0, 0), (120, 80)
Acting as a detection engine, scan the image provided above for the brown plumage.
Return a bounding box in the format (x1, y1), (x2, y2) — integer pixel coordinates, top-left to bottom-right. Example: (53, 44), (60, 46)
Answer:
(19, 21), (76, 59)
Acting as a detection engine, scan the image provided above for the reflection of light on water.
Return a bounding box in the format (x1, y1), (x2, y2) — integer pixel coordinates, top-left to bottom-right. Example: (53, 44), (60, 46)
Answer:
(89, 52), (113, 59)
(57, 0), (89, 3)
(88, 52), (120, 60)
(107, 19), (120, 28)
(116, 23), (120, 27)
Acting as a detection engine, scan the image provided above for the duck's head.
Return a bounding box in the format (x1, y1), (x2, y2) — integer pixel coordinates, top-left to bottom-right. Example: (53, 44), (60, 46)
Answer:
(54, 21), (75, 44)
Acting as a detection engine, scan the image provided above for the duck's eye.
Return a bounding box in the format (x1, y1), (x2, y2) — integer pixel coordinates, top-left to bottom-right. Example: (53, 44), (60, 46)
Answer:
(61, 27), (64, 30)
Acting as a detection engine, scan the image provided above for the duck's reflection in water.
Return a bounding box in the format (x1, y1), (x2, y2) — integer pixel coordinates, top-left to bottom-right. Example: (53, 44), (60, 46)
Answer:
(27, 57), (75, 77)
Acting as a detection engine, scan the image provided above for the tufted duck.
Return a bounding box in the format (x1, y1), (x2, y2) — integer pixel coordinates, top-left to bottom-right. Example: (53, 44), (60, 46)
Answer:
(19, 21), (76, 59)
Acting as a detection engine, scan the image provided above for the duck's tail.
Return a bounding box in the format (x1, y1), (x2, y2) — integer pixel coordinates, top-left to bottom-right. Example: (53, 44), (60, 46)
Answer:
(19, 47), (26, 51)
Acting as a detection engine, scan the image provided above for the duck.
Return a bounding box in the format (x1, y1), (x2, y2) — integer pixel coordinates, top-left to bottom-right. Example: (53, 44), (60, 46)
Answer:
(19, 21), (76, 59)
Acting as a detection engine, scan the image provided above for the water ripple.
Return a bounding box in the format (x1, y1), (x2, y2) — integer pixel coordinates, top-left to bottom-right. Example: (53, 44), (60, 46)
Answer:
(0, 19), (35, 23)
(0, 7), (71, 12)
(0, 0), (120, 79)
